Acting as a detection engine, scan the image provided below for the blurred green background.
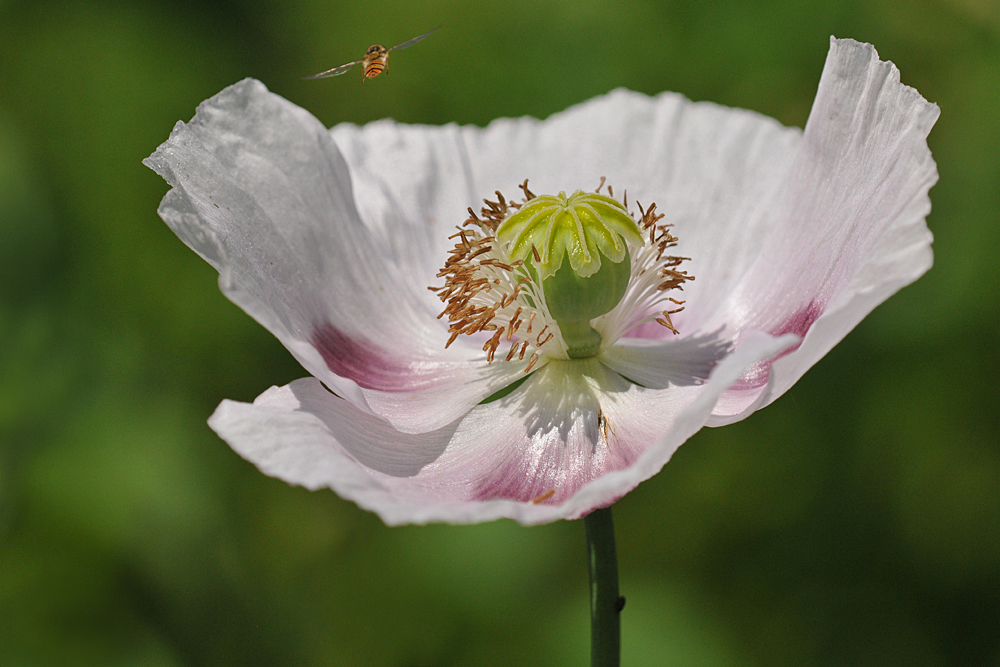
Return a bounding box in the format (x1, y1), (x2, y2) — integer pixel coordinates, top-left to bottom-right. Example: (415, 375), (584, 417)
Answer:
(1, 0), (998, 664)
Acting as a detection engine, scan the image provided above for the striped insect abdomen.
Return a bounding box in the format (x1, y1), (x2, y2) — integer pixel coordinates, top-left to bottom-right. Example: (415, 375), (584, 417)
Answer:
(364, 58), (386, 78)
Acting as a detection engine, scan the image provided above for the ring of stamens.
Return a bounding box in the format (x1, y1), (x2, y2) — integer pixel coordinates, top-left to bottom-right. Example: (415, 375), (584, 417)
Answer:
(431, 178), (694, 370)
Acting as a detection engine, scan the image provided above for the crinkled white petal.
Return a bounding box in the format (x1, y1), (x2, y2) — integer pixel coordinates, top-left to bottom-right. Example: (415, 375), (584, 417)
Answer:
(145, 79), (532, 433)
(328, 120), (482, 319)
(209, 332), (798, 525)
(705, 38), (938, 423)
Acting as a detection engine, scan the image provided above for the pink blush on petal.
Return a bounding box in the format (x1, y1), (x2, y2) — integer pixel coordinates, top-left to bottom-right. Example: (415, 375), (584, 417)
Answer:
(470, 415), (640, 505)
(472, 443), (640, 505)
(731, 300), (825, 391)
(312, 324), (417, 391)
(772, 300), (825, 340)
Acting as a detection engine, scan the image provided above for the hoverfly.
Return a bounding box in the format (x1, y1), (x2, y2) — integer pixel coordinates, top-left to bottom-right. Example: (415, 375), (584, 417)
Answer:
(304, 26), (439, 82)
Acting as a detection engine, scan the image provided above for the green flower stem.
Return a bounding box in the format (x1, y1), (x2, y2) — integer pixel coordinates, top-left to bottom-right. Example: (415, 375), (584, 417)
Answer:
(558, 320), (603, 359)
(585, 506), (622, 667)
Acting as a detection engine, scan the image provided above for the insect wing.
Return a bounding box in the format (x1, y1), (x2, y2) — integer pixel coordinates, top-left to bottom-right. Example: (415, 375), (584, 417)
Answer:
(387, 25), (440, 52)
(303, 59), (362, 80)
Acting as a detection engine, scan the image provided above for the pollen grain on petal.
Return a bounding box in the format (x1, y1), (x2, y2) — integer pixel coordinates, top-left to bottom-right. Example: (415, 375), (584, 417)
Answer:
(531, 489), (556, 504)
(598, 410), (617, 446)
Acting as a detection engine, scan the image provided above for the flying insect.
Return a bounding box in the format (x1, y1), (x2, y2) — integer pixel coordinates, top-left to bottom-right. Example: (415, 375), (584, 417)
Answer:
(304, 26), (439, 82)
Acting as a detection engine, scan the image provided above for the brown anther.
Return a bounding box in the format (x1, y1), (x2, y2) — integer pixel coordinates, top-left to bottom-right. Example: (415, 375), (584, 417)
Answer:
(463, 207), (482, 228)
(531, 245), (541, 263)
(597, 176), (606, 193)
(519, 179), (536, 200)
(598, 411), (616, 444)
(656, 315), (678, 334)
(484, 259), (513, 271)
(463, 305), (495, 333)
(519, 341), (529, 360)
(467, 245), (492, 261)
(483, 327), (505, 363)
(525, 353), (541, 372)
(658, 267), (693, 291)
(508, 318), (522, 339)
(655, 304), (685, 335)
(479, 194), (508, 231)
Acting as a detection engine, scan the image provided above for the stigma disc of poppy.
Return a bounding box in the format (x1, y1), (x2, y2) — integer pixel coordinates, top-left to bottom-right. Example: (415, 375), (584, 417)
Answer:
(304, 26), (439, 82)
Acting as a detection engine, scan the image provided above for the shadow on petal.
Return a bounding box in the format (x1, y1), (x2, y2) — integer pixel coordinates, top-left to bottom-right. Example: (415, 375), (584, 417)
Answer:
(517, 360), (605, 446)
(471, 359), (636, 504)
(289, 380), (455, 477)
(601, 328), (732, 390)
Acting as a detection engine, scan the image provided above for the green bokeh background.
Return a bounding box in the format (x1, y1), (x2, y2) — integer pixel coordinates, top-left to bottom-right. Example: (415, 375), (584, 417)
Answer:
(2, 0), (998, 665)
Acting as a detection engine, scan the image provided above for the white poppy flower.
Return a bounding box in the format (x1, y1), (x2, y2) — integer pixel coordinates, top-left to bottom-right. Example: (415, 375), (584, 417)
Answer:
(145, 37), (938, 525)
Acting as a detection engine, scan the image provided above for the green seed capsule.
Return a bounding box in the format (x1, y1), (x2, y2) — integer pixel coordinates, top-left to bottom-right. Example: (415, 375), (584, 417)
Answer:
(498, 191), (643, 358)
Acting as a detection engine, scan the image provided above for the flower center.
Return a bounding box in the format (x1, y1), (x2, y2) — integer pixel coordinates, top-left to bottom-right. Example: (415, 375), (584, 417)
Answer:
(431, 179), (694, 369)
(496, 190), (643, 358)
